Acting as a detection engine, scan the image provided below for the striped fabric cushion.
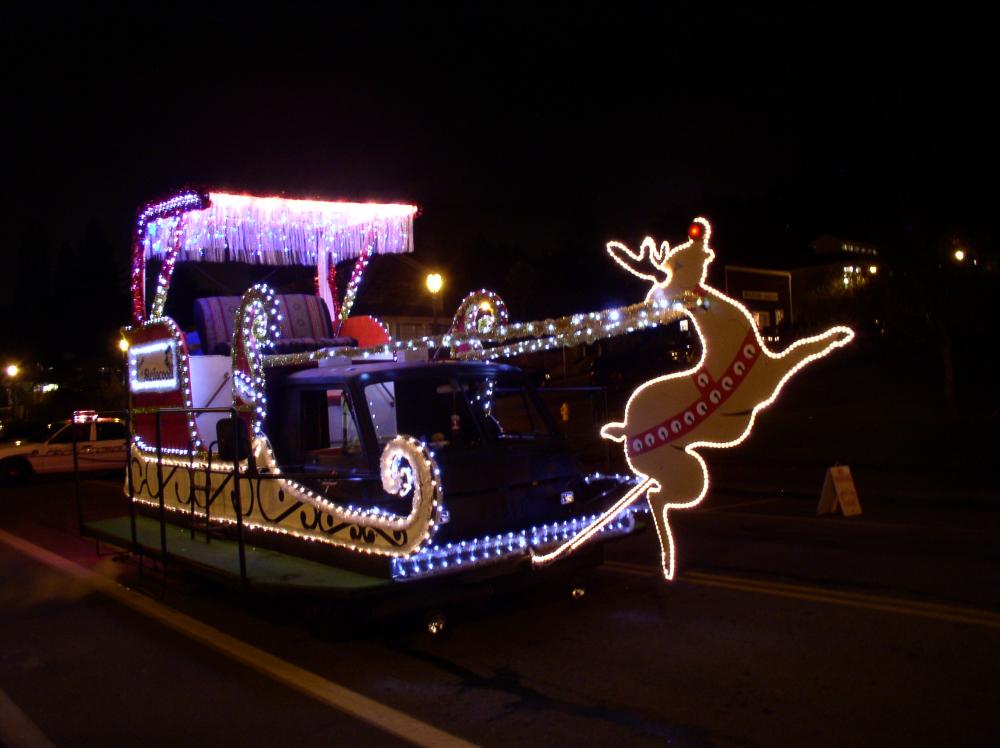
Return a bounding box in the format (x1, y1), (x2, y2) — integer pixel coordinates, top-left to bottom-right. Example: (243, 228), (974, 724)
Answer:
(277, 294), (333, 339)
(194, 294), (335, 356)
(193, 296), (244, 356)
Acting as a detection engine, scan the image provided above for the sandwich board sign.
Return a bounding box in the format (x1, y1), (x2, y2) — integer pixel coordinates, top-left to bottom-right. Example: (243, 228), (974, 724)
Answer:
(817, 465), (862, 517)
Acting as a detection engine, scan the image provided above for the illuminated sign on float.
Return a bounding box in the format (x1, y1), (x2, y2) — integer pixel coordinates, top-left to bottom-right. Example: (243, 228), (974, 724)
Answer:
(533, 218), (855, 581)
(129, 340), (180, 392)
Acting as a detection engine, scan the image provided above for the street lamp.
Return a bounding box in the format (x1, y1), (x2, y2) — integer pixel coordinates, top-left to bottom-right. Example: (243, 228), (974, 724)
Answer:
(118, 338), (130, 353)
(426, 272), (443, 294)
(953, 249), (966, 262)
(425, 272), (444, 333)
(4, 364), (18, 416)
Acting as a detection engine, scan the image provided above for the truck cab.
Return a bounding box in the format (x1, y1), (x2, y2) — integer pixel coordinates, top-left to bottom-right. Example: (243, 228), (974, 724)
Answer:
(267, 360), (628, 546)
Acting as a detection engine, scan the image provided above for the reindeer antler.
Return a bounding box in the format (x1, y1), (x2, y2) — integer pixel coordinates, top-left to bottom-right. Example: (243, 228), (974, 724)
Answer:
(606, 237), (672, 285)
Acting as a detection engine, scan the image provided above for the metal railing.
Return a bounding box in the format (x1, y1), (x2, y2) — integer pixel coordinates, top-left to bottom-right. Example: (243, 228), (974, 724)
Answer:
(73, 404), (382, 588)
(73, 406), (250, 585)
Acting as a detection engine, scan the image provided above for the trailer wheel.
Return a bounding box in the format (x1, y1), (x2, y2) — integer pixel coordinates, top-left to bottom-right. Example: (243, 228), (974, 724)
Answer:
(0, 457), (32, 486)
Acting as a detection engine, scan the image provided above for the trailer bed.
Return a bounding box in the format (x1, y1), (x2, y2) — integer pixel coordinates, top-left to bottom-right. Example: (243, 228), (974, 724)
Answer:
(83, 515), (391, 595)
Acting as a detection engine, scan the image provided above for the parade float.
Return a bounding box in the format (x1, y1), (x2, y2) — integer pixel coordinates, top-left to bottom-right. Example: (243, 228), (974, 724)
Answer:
(82, 189), (853, 597)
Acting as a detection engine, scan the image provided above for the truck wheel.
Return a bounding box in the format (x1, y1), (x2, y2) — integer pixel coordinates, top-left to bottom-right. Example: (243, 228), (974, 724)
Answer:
(0, 458), (31, 485)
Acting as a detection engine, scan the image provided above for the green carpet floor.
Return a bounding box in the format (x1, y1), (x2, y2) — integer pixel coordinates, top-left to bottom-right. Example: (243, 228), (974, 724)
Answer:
(85, 515), (391, 593)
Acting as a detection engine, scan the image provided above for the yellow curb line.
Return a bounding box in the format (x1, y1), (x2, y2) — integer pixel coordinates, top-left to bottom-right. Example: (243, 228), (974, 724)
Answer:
(0, 686), (57, 748)
(0, 529), (476, 748)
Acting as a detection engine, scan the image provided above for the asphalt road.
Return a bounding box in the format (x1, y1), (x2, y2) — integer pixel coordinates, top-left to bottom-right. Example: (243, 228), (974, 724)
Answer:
(1, 473), (998, 748)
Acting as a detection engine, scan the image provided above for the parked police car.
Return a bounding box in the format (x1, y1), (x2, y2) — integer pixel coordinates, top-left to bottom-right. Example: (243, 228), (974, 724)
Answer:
(0, 412), (127, 483)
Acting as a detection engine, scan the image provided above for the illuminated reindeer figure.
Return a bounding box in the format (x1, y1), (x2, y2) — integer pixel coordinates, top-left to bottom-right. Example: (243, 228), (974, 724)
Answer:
(534, 218), (854, 579)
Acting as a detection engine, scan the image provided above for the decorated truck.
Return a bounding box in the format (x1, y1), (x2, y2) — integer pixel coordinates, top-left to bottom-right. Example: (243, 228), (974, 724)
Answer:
(100, 190), (644, 592)
(89, 189), (851, 596)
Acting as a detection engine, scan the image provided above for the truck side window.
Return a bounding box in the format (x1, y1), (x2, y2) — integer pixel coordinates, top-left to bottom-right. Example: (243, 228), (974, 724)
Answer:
(327, 389), (363, 456)
(393, 377), (480, 448)
(300, 388), (368, 472)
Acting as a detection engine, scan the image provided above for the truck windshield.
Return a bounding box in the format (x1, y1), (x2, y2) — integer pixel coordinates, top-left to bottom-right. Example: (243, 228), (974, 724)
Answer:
(364, 372), (551, 447)
(464, 374), (552, 440)
(365, 376), (478, 448)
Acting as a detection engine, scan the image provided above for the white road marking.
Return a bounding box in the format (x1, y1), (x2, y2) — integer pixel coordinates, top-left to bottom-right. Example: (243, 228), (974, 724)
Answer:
(0, 529), (476, 748)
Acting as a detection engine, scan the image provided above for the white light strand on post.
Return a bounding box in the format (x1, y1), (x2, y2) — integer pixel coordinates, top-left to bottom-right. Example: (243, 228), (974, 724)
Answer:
(148, 216), (186, 321)
(232, 284), (281, 436)
(338, 237), (375, 322)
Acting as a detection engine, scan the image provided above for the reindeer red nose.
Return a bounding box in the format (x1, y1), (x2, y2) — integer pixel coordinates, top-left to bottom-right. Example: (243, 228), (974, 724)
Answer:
(688, 222), (704, 240)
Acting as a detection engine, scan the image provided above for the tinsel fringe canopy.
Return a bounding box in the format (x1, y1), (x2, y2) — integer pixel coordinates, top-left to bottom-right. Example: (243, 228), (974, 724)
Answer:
(142, 192), (417, 266)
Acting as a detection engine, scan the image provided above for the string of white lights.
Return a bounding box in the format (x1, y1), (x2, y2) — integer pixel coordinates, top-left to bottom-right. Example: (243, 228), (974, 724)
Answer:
(264, 294), (700, 368)
(128, 433), (446, 556)
(231, 284), (281, 435)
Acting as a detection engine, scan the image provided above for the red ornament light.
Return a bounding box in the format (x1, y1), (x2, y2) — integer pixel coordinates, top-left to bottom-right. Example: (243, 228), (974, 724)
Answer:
(688, 222), (703, 240)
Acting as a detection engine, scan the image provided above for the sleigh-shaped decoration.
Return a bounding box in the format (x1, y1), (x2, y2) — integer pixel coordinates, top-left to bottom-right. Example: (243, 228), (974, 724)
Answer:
(104, 190), (646, 593)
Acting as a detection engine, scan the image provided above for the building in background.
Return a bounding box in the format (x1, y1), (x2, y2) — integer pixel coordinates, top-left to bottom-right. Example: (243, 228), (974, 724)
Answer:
(379, 313), (437, 341)
(810, 234), (880, 259)
(806, 234), (881, 292)
(351, 256), (438, 340)
(722, 234), (882, 340)
(723, 266), (792, 342)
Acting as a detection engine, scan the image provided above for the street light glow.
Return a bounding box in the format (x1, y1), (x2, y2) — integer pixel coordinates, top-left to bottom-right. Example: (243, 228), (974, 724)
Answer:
(118, 338), (130, 352)
(953, 249), (966, 262)
(5, 364), (18, 378)
(426, 272), (443, 294)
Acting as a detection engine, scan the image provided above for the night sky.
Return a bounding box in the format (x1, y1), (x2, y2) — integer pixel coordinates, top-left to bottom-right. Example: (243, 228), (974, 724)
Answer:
(3, 3), (996, 362)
